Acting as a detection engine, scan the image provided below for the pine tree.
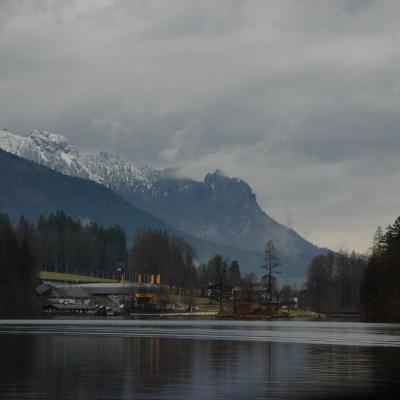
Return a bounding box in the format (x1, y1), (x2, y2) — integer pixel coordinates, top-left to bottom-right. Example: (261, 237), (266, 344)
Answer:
(361, 216), (400, 322)
(372, 226), (385, 257)
(262, 240), (281, 309)
(390, 217), (400, 252)
(17, 237), (39, 315)
(0, 215), (20, 316)
(228, 260), (242, 287)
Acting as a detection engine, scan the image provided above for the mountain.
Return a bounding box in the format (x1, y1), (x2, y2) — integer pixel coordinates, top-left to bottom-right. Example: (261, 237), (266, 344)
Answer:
(0, 130), (326, 280)
(0, 148), (265, 276)
(123, 169), (316, 253)
(0, 147), (169, 234)
(0, 129), (146, 187)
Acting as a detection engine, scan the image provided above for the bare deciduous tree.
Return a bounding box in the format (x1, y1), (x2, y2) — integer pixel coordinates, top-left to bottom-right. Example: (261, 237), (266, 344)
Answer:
(207, 255), (228, 312)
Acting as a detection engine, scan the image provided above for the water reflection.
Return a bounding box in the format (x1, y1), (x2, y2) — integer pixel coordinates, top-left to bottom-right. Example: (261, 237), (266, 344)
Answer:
(0, 324), (400, 399)
(0, 335), (38, 396)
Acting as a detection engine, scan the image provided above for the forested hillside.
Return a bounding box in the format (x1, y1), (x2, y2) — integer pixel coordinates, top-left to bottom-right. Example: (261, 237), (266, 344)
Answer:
(0, 149), (267, 276)
(0, 131), (325, 280)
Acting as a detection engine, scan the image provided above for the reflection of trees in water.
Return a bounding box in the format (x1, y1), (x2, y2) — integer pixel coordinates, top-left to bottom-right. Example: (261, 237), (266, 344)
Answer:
(15, 335), (199, 398)
(303, 344), (400, 397)
(189, 340), (271, 399)
(34, 335), (123, 399)
(258, 342), (310, 399)
(3, 334), (398, 399)
(125, 338), (277, 398)
(368, 347), (400, 391)
(197, 340), (260, 375)
(123, 337), (197, 396)
(0, 335), (37, 396)
(8, 335), (272, 398)
(0, 336), (309, 399)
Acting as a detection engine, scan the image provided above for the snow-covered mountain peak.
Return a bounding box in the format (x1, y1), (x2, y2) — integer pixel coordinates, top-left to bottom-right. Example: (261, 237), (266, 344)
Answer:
(0, 129), (148, 186)
(0, 129), (25, 149)
(98, 150), (115, 161)
(27, 130), (79, 157)
(28, 130), (69, 145)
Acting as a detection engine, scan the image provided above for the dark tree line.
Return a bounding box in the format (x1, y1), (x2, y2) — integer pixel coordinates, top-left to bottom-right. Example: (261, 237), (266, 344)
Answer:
(361, 218), (400, 321)
(1, 211), (128, 316)
(128, 230), (197, 294)
(128, 230), (246, 298)
(35, 211), (127, 275)
(1, 211), (248, 316)
(0, 215), (40, 317)
(302, 216), (400, 320)
(302, 251), (366, 314)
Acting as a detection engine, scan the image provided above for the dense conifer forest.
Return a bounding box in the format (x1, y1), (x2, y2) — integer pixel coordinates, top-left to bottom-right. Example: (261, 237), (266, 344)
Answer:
(0, 211), (247, 316)
(35, 211), (127, 275)
(361, 217), (400, 322)
(0, 214), (39, 316)
(1, 209), (400, 320)
(301, 215), (400, 322)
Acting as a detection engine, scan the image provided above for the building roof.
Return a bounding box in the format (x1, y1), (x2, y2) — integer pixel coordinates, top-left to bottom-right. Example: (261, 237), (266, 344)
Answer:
(49, 303), (96, 310)
(37, 283), (94, 299)
(36, 283), (54, 296)
(37, 282), (159, 297)
(76, 282), (159, 295)
(54, 287), (94, 299)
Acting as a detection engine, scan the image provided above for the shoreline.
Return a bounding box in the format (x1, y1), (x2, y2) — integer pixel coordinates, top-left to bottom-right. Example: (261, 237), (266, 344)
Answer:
(29, 309), (327, 321)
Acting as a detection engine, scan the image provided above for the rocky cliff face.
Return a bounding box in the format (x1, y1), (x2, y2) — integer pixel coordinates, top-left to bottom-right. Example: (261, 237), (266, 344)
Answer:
(122, 169), (305, 253)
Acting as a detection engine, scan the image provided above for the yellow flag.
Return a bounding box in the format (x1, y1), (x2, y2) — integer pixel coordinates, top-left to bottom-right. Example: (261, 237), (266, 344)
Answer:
(150, 274), (155, 284)
(137, 274), (142, 284)
(156, 274), (161, 285)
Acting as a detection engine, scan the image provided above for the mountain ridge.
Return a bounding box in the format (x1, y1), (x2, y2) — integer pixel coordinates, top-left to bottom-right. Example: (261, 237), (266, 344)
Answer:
(0, 148), (269, 276)
(0, 129), (326, 279)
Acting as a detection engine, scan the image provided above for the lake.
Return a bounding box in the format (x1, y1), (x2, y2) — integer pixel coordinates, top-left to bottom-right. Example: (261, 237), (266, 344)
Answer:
(0, 319), (400, 399)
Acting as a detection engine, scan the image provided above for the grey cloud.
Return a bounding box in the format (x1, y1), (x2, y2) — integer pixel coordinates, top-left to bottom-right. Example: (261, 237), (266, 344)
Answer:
(0, 0), (399, 252)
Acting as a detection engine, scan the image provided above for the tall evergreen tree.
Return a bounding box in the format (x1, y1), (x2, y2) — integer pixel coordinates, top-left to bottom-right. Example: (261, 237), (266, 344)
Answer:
(17, 237), (39, 315)
(262, 240), (280, 308)
(361, 216), (400, 322)
(0, 214), (39, 317)
(372, 226), (385, 257)
(228, 260), (242, 287)
(0, 214), (14, 316)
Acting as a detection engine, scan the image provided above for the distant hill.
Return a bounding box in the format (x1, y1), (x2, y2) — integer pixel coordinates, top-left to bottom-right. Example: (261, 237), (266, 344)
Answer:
(0, 148), (169, 234)
(0, 149), (268, 278)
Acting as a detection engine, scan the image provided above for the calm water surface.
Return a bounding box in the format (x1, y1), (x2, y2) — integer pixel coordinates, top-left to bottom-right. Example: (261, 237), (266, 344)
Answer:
(0, 319), (400, 399)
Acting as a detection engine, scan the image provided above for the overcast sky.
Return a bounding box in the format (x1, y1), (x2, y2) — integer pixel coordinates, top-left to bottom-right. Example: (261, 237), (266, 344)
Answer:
(0, 0), (399, 252)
